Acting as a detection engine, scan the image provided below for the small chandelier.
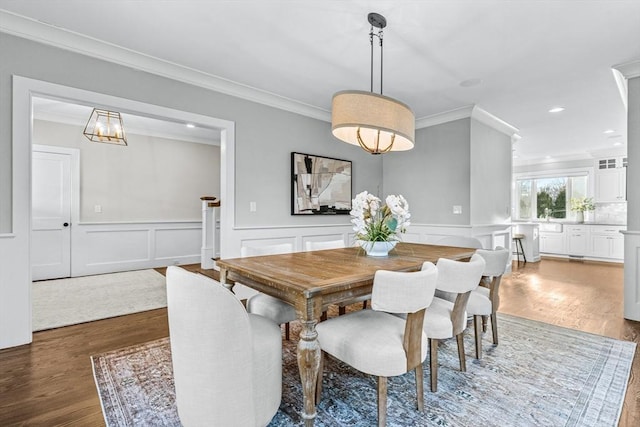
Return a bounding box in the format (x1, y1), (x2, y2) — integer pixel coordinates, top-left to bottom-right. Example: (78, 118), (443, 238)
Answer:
(83, 108), (127, 146)
(331, 12), (415, 155)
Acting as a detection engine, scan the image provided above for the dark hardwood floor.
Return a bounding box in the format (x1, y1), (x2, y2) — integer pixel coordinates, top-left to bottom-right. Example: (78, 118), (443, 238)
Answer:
(0, 259), (638, 426)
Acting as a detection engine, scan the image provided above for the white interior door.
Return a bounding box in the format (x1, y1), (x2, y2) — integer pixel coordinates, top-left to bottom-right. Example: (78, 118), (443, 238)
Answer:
(32, 150), (72, 280)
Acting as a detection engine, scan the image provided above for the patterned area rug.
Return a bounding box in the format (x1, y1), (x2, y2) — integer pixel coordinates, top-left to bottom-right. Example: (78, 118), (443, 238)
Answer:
(92, 314), (635, 426)
(33, 269), (167, 331)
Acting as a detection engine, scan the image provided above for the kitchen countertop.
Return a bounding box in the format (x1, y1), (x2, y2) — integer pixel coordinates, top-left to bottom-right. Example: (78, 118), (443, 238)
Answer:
(512, 221), (626, 227)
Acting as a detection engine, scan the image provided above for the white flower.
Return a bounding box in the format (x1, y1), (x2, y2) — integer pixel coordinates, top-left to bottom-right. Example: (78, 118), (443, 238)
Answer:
(350, 191), (411, 242)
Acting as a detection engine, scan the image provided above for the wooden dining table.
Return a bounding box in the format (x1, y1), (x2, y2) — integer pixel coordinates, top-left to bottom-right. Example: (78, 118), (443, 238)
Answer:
(216, 242), (476, 426)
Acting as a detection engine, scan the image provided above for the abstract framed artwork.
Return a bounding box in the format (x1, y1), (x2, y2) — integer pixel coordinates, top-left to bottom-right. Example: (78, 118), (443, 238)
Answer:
(291, 152), (352, 215)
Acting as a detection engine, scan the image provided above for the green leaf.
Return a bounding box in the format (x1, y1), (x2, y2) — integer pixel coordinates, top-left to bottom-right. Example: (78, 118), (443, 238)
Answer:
(386, 217), (397, 232)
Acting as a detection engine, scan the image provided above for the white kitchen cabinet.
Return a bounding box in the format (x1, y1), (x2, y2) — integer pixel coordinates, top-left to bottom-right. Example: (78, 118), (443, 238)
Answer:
(589, 225), (625, 260)
(539, 232), (565, 254)
(595, 157), (627, 202)
(565, 225), (588, 256)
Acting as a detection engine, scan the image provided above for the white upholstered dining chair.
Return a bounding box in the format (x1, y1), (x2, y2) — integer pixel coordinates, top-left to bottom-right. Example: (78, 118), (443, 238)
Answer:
(316, 264), (438, 426)
(166, 266), (282, 427)
(422, 254), (485, 392)
(243, 243), (298, 340)
(466, 246), (510, 358)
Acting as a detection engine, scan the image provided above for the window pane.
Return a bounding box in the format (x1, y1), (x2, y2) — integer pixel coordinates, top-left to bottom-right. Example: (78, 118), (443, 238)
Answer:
(536, 177), (567, 219)
(570, 176), (587, 199)
(517, 179), (532, 219)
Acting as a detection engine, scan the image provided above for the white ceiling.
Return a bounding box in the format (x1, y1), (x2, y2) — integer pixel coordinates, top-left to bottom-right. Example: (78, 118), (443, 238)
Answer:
(32, 97), (221, 145)
(2, 0), (639, 163)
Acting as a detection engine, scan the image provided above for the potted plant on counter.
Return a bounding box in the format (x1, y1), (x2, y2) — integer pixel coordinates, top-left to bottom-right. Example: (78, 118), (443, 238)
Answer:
(570, 197), (595, 223)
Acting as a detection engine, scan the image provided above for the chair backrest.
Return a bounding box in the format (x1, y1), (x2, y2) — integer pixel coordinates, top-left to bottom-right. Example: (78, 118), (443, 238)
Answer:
(241, 242), (293, 257)
(166, 266), (256, 426)
(435, 254), (486, 293)
(305, 239), (345, 251)
(476, 246), (510, 277)
(436, 236), (483, 249)
(475, 246), (510, 310)
(435, 254), (486, 336)
(371, 262), (438, 314)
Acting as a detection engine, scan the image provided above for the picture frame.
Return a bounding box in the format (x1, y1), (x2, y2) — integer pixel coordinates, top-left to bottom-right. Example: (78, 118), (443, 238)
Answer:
(291, 152), (352, 215)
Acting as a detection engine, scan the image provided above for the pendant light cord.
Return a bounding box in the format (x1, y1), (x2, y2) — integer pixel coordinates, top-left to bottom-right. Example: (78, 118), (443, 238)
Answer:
(369, 26), (384, 95)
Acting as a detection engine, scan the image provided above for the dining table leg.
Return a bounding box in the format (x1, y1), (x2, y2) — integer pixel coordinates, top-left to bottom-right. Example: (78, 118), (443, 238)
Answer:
(297, 318), (321, 426)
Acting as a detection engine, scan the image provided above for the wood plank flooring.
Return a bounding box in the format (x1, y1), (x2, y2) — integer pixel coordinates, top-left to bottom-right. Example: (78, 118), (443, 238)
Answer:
(0, 259), (638, 426)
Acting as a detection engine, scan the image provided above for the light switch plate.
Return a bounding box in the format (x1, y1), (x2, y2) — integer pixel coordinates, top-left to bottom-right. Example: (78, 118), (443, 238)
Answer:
(453, 205), (462, 214)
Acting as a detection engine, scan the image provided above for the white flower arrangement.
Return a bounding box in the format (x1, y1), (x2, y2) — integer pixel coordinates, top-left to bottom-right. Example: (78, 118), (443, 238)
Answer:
(350, 191), (411, 242)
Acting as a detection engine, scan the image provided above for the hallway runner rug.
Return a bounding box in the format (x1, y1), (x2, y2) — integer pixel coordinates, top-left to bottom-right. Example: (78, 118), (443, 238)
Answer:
(92, 313), (636, 426)
(33, 269), (167, 331)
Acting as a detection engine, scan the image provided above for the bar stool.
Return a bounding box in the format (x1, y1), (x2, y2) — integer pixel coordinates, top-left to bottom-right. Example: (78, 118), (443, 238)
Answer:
(512, 233), (527, 263)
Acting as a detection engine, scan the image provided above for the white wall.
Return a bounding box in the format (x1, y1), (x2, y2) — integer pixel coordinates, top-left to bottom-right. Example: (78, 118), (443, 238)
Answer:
(34, 119), (220, 222)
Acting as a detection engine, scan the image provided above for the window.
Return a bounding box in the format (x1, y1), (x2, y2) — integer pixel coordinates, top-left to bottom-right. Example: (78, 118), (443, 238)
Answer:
(515, 174), (589, 220)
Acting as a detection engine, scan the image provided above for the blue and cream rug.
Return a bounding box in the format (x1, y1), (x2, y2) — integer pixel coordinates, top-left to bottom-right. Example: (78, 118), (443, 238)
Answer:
(92, 314), (636, 426)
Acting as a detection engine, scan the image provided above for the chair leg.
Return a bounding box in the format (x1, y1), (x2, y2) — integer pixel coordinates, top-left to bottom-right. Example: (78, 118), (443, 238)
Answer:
(339, 306), (346, 316)
(491, 312), (499, 345)
(518, 239), (527, 263)
(377, 376), (387, 427)
(456, 333), (467, 372)
(320, 311), (327, 322)
(415, 365), (424, 411)
(429, 338), (438, 392)
(482, 315), (488, 333)
(363, 300), (368, 309)
(315, 351), (325, 403)
(285, 322), (290, 341)
(474, 315), (483, 359)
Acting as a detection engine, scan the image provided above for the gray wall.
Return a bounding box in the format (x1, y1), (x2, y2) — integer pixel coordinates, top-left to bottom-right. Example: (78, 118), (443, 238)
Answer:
(0, 33), (382, 232)
(470, 119), (512, 224)
(383, 118), (472, 225)
(33, 119), (220, 222)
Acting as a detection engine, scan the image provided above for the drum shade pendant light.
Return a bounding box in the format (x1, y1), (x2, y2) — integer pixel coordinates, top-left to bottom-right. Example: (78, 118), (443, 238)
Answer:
(332, 13), (415, 155)
(83, 108), (127, 146)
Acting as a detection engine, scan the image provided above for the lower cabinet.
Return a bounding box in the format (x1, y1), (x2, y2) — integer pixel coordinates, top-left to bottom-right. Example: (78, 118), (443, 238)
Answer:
(589, 226), (625, 260)
(539, 232), (565, 254)
(566, 225), (588, 256)
(538, 224), (625, 261)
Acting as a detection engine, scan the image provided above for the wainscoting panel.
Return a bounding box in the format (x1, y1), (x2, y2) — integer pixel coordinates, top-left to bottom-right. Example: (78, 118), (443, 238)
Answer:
(155, 227), (201, 260)
(623, 231), (640, 321)
(220, 223), (511, 262)
(72, 221), (201, 277)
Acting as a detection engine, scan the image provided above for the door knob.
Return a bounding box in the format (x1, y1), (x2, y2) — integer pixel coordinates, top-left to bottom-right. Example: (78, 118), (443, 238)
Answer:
(63, 222), (69, 227)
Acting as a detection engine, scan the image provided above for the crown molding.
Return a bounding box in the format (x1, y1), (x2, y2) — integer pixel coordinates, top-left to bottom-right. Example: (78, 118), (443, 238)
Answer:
(614, 60), (640, 79)
(471, 105), (519, 137)
(0, 9), (331, 122)
(415, 105), (474, 129)
(415, 104), (519, 138)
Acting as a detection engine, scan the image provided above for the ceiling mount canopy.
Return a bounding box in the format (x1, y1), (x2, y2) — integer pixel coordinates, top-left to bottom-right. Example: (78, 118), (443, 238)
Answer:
(83, 108), (128, 146)
(331, 12), (415, 155)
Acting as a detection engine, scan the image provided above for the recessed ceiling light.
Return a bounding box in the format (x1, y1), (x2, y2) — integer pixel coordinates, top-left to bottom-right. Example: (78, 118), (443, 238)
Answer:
(607, 134), (622, 139)
(545, 155), (552, 159)
(460, 78), (482, 87)
(613, 142), (623, 146)
(548, 107), (565, 113)
(603, 129), (615, 134)
(186, 123), (196, 128)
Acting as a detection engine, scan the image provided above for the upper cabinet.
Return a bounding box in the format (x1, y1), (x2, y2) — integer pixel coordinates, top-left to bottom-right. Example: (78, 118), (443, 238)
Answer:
(595, 157), (627, 202)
